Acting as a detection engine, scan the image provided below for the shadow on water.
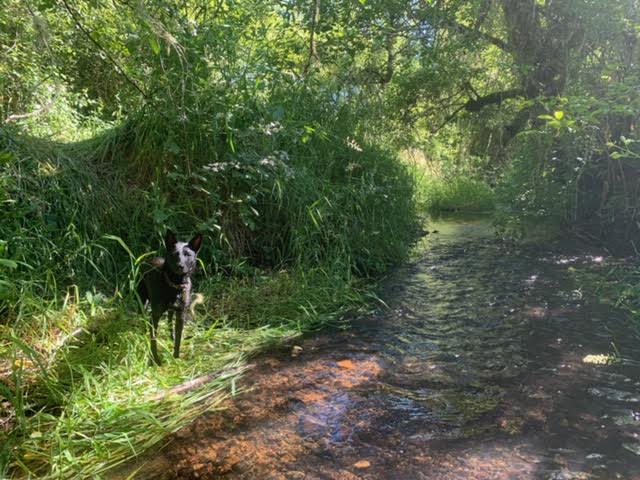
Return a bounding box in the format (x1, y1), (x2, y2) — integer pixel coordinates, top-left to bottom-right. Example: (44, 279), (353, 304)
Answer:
(112, 217), (640, 480)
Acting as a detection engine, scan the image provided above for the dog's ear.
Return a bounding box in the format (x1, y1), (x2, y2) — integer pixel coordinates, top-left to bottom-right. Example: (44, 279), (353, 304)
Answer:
(188, 233), (203, 253)
(165, 230), (178, 249)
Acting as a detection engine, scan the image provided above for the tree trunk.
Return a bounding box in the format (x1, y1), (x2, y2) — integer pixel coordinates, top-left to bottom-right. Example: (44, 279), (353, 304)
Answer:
(305, 0), (321, 73)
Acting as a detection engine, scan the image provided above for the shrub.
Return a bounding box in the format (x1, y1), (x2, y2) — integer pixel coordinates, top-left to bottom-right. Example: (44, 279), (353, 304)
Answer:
(0, 82), (416, 321)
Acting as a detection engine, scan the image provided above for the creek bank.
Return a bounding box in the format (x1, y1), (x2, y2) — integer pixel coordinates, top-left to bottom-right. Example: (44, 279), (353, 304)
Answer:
(113, 218), (640, 480)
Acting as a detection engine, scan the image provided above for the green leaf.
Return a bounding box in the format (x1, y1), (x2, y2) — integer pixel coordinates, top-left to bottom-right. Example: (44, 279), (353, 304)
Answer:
(149, 36), (161, 55)
(152, 208), (169, 225)
(273, 105), (284, 121)
(553, 111), (564, 120)
(103, 234), (135, 260)
(0, 259), (18, 269)
(0, 151), (14, 164)
(167, 141), (181, 154)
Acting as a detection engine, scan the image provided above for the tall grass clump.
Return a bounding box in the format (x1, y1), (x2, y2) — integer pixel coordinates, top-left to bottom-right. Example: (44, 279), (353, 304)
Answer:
(0, 78), (416, 478)
(403, 149), (495, 215)
(417, 175), (495, 213)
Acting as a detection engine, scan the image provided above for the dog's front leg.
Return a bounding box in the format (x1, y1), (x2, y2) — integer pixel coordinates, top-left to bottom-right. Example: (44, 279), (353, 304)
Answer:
(173, 310), (188, 358)
(167, 310), (175, 341)
(150, 307), (163, 365)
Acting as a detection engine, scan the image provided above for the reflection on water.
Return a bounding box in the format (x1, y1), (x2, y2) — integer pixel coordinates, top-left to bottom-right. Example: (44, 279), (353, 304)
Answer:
(114, 217), (640, 479)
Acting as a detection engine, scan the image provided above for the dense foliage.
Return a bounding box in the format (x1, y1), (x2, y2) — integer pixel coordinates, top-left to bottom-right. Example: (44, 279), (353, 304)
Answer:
(0, 0), (638, 477)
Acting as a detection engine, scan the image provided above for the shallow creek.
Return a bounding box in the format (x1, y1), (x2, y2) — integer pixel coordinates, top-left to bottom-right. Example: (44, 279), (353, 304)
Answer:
(117, 218), (640, 479)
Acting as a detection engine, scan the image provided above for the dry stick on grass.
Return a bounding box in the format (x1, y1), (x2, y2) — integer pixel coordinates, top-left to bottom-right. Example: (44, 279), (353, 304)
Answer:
(4, 99), (56, 124)
(150, 364), (254, 401)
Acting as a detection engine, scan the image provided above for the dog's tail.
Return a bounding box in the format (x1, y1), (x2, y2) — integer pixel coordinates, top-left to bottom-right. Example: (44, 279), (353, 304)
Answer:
(189, 293), (205, 317)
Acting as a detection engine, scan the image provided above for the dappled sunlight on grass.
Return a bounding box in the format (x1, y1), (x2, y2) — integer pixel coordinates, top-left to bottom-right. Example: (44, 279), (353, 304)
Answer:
(1, 267), (370, 479)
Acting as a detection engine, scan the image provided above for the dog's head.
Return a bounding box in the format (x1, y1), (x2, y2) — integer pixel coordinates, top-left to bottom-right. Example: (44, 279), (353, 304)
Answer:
(164, 230), (203, 276)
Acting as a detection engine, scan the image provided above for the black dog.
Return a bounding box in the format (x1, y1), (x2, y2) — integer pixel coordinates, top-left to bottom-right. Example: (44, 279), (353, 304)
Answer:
(137, 230), (203, 365)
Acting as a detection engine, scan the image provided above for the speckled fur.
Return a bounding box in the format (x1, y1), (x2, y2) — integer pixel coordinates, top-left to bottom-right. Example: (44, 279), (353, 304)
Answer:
(137, 230), (203, 365)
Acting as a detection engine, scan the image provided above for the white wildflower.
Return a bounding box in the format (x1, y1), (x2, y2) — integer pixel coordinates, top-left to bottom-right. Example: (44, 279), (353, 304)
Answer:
(263, 121), (282, 136)
(346, 137), (363, 152)
(259, 156), (277, 167)
(275, 150), (289, 162)
(203, 162), (227, 173)
(282, 164), (295, 179)
(345, 162), (360, 173)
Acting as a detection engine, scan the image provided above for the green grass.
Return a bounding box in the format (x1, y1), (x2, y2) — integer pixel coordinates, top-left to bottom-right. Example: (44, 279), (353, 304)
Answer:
(0, 82), (417, 478)
(415, 173), (495, 214)
(572, 262), (640, 320)
(400, 149), (495, 215)
(0, 266), (374, 479)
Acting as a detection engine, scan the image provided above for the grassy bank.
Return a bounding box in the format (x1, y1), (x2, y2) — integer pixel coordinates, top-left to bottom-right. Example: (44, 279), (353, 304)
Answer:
(403, 150), (495, 215)
(417, 175), (495, 214)
(1, 266), (372, 479)
(572, 260), (640, 325)
(0, 83), (416, 478)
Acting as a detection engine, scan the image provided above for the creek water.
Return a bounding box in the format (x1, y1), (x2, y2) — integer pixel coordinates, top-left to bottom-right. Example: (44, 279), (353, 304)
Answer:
(118, 218), (640, 479)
